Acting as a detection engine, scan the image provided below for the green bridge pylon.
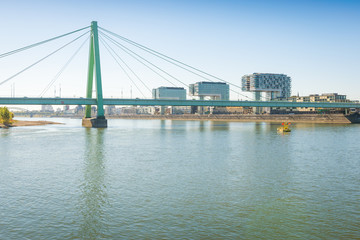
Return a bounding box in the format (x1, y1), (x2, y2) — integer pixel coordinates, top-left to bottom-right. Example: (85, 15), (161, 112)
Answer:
(82, 21), (107, 128)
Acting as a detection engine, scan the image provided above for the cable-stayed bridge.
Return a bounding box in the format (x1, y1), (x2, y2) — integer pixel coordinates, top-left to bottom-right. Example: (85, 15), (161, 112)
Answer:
(1, 21), (359, 127)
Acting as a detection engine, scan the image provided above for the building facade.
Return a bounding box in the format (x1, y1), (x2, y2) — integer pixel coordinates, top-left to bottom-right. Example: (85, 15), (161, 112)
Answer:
(189, 82), (229, 100)
(152, 87), (187, 115)
(41, 105), (54, 112)
(152, 87), (186, 100)
(271, 93), (349, 113)
(288, 93), (347, 103)
(242, 73), (291, 99)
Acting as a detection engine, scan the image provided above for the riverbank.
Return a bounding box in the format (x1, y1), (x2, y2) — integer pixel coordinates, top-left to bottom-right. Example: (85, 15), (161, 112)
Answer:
(0, 120), (61, 128)
(108, 114), (351, 123)
(9, 114), (352, 124)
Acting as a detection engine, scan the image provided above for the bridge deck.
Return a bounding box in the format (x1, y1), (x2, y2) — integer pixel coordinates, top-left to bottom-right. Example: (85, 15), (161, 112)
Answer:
(0, 97), (359, 108)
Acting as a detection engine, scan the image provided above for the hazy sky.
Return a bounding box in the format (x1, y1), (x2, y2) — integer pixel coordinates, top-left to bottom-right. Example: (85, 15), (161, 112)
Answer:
(1, 0), (359, 101)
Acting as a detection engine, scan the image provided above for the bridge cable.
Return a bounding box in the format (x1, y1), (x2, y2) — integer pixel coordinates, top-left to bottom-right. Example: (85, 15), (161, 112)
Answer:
(0, 30), (90, 86)
(39, 35), (90, 97)
(0, 26), (90, 59)
(99, 31), (180, 88)
(107, 37), (252, 100)
(99, 31), (187, 88)
(99, 27), (237, 85)
(99, 35), (146, 98)
(99, 28), (250, 91)
(100, 31), (176, 88)
(99, 27), (257, 100)
(99, 35), (152, 95)
(100, 36), (153, 95)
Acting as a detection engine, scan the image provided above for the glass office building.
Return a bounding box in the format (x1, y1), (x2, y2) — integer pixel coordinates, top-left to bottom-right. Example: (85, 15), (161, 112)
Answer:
(152, 87), (186, 100)
(242, 73), (291, 100)
(189, 82), (229, 100)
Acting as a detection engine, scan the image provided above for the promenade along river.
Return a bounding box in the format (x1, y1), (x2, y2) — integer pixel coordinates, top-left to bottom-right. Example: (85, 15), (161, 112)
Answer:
(0, 118), (359, 239)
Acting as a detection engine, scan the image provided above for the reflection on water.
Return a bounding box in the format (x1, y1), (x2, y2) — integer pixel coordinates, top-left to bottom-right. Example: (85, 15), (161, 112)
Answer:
(159, 119), (230, 132)
(253, 122), (275, 133)
(199, 120), (206, 131)
(77, 128), (109, 239)
(210, 121), (230, 131)
(0, 128), (10, 137)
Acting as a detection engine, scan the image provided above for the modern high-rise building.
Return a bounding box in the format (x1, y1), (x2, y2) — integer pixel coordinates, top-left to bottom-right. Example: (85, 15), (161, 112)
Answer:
(152, 87), (186, 100)
(242, 73), (291, 113)
(189, 82), (229, 100)
(242, 73), (291, 100)
(152, 87), (187, 115)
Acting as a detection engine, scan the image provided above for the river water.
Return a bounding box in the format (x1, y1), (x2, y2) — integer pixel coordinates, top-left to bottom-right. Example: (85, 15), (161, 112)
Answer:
(0, 118), (359, 239)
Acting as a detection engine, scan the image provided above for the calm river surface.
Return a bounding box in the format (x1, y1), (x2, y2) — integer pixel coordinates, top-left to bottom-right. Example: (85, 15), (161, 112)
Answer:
(0, 118), (359, 239)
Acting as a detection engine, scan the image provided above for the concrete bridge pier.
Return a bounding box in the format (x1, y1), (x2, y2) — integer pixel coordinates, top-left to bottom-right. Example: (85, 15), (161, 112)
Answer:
(82, 117), (107, 128)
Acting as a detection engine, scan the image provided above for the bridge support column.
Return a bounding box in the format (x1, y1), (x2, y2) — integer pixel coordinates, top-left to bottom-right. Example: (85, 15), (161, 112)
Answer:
(82, 21), (107, 128)
(253, 92), (261, 114)
(82, 117), (108, 128)
(160, 106), (166, 115)
(199, 96), (204, 114)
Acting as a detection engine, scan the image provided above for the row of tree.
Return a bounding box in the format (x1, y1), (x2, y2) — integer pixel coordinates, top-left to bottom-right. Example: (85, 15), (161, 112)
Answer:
(0, 107), (14, 125)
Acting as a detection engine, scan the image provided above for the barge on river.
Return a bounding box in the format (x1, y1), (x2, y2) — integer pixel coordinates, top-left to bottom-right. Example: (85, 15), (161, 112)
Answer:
(345, 112), (360, 123)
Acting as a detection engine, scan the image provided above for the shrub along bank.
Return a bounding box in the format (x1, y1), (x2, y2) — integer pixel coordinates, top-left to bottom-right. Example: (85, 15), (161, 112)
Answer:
(0, 107), (14, 126)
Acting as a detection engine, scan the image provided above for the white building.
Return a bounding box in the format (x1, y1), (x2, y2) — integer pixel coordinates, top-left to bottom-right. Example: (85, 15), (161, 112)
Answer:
(152, 87), (187, 115)
(242, 73), (291, 100)
(152, 87), (186, 100)
(41, 105), (54, 112)
(242, 73), (291, 113)
(189, 82), (229, 100)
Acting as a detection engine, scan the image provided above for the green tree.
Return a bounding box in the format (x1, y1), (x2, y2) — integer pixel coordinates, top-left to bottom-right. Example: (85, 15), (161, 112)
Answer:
(0, 107), (13, 125)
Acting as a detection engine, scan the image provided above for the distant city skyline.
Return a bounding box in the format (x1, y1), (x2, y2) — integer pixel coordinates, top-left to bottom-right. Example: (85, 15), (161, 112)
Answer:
(1, 0), (359, 103)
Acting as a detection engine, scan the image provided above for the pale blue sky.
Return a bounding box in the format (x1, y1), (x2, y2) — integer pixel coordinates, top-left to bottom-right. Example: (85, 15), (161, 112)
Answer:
(1, 0), (359, 100)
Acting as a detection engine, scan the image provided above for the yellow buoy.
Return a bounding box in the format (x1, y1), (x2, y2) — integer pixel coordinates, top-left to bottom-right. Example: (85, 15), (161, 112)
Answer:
(277, 122), (291, 132)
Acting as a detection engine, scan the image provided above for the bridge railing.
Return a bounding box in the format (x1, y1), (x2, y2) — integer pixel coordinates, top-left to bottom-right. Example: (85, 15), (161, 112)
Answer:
(1, 97), (360, 109)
